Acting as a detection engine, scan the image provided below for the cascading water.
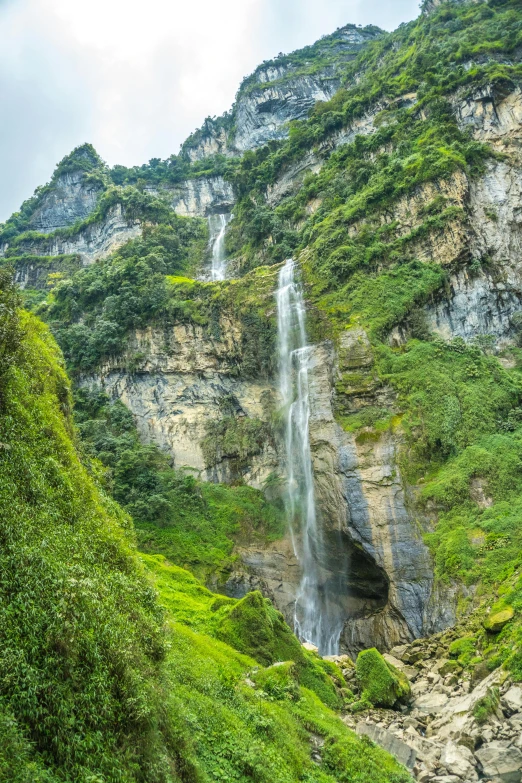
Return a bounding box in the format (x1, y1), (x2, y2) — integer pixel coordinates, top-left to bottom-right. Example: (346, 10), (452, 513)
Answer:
(208, 214), (230, 281)
(276, 258), (344, 656)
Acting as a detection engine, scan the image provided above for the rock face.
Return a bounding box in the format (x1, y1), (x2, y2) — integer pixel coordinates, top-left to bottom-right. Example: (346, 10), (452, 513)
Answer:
(232, 72), (340, 153)
(28, 170), (103, 234)
(86, 319), (278, 488)
(453, 85), (522, 145)
(2, 176), (235, 267)
(182, 24), (382, 160)
(2, 204), (142, 266)
(306, 334), (440, 655)
(168, 176), (235, 217)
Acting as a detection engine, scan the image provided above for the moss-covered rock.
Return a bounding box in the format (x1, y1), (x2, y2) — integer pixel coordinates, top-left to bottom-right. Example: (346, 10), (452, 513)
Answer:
(484, 606), (514, 634)
(356, 648), (411, 708)
(439, 659), (462, 677)
(216, 591), (342, 708)
(251, 661), (300, 701)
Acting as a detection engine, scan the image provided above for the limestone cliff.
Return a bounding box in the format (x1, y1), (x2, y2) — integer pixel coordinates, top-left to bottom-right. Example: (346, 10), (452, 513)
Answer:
(182, 24), (383, 160)
(3, 0), (522, 666)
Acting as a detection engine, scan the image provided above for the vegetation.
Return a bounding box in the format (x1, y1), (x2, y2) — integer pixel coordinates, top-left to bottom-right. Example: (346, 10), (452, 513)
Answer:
(355, 649), (411, 708)
(0, 288), (191, 782)
(472, 686), (500, 724)
(2, 0), (522, 775)
(0, 273), (412, 782)
(144, 555), (413, 783)
(74, 387), (284, 581)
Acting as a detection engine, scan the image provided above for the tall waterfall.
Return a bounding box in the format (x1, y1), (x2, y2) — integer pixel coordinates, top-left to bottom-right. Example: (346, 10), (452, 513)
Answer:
(208, 214), (230, 281)
(276, 258), (342, 656)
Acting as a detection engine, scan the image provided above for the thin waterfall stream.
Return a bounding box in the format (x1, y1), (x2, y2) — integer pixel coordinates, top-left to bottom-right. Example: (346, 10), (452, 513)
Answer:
(276, 258), (344, 656)
(208, 214), (230, 281)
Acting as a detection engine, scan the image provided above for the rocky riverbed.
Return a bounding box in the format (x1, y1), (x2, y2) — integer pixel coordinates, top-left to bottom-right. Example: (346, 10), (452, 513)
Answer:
(330, 636), (522, 782)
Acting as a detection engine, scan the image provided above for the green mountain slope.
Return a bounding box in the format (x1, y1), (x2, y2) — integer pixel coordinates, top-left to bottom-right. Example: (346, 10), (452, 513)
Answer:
(0, 270), (410, 781)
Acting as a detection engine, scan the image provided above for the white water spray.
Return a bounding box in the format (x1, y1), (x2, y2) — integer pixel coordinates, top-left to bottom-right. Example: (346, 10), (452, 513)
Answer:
(208, 214), (230, 281)
(276, 258), (343, 655)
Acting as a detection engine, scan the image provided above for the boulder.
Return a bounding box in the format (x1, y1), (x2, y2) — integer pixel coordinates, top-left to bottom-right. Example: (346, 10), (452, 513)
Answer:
(356, 648), (411, 707)
(383, 653), (418, 681)
(475, 741), (522, 783)
(503, 686), (522, 714)
(440, 740), (478, 780)
(415, 690), (450, 714)
(356, 722), (417, 769)
(483, 607), (515, 634)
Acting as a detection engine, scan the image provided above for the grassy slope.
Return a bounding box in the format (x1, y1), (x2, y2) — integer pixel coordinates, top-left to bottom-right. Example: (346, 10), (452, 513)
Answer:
(0, 287), (411, 781)
(143, 555), (412, 783)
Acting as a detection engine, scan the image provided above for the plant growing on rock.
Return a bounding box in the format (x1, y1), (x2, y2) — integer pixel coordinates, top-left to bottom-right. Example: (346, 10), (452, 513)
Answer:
(355, 648), (411, 708)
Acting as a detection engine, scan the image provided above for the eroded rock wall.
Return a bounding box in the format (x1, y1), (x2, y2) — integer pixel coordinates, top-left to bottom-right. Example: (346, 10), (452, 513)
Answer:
(28, 171), (103, 234)
(85, 319), (278, 488)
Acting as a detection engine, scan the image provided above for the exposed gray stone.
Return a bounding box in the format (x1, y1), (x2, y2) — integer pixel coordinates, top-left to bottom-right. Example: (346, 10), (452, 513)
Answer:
(356, 722), (417, 769)
(28, 170), (102, 234)
(504, 687), (522, 714)
(475, 742), (522, 783)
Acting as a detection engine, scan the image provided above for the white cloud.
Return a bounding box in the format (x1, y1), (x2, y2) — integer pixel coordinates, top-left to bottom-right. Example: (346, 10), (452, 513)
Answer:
(0, 0), (420, 220)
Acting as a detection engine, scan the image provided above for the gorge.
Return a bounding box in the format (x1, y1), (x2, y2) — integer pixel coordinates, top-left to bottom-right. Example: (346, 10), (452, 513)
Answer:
(1, 1), (522, 781)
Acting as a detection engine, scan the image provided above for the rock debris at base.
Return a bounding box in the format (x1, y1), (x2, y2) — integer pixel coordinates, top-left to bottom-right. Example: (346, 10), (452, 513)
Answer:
(331, 638), (522, 782)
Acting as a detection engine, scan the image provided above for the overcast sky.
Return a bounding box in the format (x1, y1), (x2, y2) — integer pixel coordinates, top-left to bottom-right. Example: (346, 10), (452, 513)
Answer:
(0, 0), (420, 220)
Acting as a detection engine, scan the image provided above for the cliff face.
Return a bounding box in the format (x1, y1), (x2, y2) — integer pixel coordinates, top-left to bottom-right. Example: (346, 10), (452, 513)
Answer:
(27, 170), (103, 234)
(182, 24), (383, 160)
(167, 175), (235, 217)
(87, 317), (278, 488)
(3, 0), (522, 666)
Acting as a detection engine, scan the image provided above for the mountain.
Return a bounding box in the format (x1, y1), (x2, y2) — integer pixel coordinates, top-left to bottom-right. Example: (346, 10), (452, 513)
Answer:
(1, 0), (522, 780)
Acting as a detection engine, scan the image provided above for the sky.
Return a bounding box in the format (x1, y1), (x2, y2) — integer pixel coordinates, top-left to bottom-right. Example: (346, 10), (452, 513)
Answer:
(0, 0), (420, 220)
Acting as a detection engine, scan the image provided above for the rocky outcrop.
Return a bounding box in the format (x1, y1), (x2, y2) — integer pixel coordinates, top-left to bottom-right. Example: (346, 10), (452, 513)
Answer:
(426, 269), (522, 346)
(233, 73), (341, 153)
(341, 636), (522, 783)
(168, 176), (235, 217)
(182, 24), (382, 160)
(453, 85), (522, 145)
(27, 170), (103, 234)
(85, 319), (278, 487)
(5, 204), (142, 266)
(423, 158), (522, 347)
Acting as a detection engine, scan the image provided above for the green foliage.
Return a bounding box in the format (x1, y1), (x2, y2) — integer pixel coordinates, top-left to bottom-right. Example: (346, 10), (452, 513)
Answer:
(449, 636), (477, 665)
(216, 592), (342, 709)
(144, 556), (413, 783)
(202, 414), (272, 474)
(74, 387), (285, 580)
(39, 220), (206, 373)
(356, 648), (411, 708)
(0, 699), (56, 783)
(0, 312), (198, 782)
(252, 662), (301, 702)
(380, 338), (520, 466)
(0, 312), (410, 782)
(0, 268), (22, 398)
(472, 687), (500, 725)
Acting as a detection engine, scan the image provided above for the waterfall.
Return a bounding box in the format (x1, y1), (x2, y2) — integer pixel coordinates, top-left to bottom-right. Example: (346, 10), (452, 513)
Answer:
(276, 258), (343, 656)
(208, 214), (230, 281)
